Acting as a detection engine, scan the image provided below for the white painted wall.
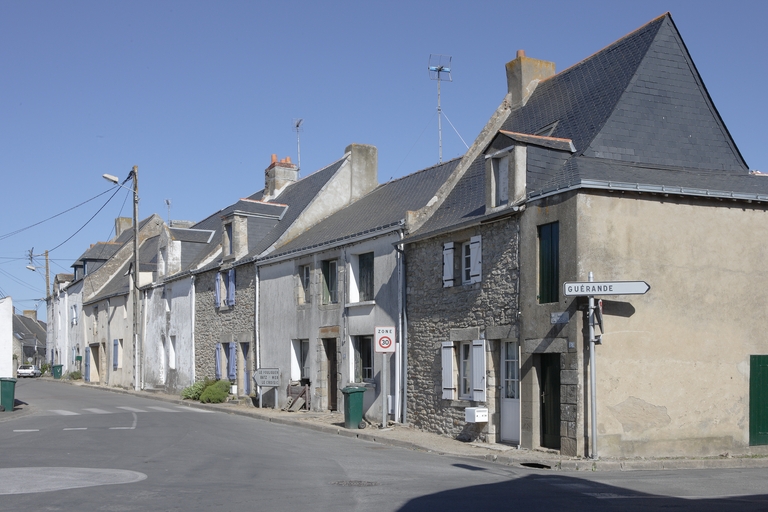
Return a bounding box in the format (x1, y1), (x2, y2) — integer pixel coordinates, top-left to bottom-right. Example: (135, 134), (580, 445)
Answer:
(0, 297), (13, 378)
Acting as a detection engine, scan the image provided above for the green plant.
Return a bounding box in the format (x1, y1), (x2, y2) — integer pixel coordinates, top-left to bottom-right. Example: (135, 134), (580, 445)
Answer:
(40, 363), (51, 375)
(68, 371), (82, 380)
(181, 381), (206, 400)
(199, 379), (231, 403)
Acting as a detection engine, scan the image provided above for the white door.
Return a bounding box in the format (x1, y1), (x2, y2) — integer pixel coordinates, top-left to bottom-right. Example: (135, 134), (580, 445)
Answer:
(500, 341), (520, 445)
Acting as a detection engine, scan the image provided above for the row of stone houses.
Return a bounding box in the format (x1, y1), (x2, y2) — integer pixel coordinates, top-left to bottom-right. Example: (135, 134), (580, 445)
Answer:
(47, 13), (768, 459)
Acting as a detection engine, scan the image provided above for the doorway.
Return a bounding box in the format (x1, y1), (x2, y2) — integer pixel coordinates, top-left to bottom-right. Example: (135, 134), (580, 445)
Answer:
(323, 338), (338, 411)
(540, 353), (561, 450)
(500, 341), (520, 444)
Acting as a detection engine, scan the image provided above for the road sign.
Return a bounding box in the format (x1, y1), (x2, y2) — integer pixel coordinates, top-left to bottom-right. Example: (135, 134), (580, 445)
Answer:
(375, 326), (396, 353)
(563, 281), (650, 297)
(253, 368), (280, 387)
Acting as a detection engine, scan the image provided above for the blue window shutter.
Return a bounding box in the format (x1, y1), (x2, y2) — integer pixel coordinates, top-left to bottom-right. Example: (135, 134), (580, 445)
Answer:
(113, 339), (118, 370)
(215, 343), (222, 380)
(228, 343), (236, 380)
(85, 347), (91, 382)
(214, 273), (221, 308)
(227, 269), (236, 306)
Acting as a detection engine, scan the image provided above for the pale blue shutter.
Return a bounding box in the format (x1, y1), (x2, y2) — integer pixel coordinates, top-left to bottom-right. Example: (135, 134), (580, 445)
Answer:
(227, 269), (236, 306)
(84, 347), (91, 382)
(442, 243), (454, 287)
(441, 342), (454, 400)
(113, 339), (118, 370)
(471, 339), (487, 402)
(215, 343), (222, 380)
(214, 273), (221, 308)
(227, 343), (236, 380)
(469, 236), (482, 284)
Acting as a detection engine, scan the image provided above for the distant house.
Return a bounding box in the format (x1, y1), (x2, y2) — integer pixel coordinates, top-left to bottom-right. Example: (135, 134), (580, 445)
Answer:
(403, 13), (768, 458)
(12, 310), (47, 370)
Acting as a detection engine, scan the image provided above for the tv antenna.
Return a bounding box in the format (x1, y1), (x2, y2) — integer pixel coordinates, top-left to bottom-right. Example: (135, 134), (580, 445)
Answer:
(294, 118), (304, 175)
(164, 199), (171, 225)
(428, 54), (452, 163)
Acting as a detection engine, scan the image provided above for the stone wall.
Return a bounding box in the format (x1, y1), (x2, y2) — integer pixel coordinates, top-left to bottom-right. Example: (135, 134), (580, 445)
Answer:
(405, 217), (519, 441)
(194, 263), (255, 384)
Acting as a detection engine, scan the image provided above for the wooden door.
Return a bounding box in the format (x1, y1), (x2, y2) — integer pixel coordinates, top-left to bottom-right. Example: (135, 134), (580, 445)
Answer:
(750, 355), (768, 445)
(540, 353), (561, 450)
(323, 339), (338, 411)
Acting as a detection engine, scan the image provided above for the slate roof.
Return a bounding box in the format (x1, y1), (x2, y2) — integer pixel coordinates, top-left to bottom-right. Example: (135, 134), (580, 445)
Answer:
(410, 13), (767, 241)
(13, 314), (47, 345)
(263, 159), (460, 261)
(86, 235), (160, 303)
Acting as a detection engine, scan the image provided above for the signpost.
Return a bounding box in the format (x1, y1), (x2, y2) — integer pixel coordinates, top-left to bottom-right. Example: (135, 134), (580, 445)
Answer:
(253, 368), (280, 408)
(375, 327), (396, 429)
(573, 273), (650, 460)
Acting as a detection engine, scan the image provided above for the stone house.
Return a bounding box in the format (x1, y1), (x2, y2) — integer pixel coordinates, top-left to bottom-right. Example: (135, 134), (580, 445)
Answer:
(403, 12), (768, 458)
(192, 144), (378, 398)
(256, 158), (456, 421)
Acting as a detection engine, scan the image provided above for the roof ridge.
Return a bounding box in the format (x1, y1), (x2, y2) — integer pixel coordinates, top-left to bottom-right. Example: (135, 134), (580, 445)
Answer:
(381, 156), (462, 186)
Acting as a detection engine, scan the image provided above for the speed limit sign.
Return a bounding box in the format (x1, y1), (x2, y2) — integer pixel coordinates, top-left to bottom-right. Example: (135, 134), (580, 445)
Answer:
(375, 326), (396, 353)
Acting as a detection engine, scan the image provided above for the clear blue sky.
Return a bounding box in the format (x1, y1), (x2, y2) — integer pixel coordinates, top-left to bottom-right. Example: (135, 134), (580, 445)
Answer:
(1, 0), (765, 320)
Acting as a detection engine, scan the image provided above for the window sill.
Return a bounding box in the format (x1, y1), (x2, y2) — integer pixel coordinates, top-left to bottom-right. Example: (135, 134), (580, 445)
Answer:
(345, 300), (376, 308)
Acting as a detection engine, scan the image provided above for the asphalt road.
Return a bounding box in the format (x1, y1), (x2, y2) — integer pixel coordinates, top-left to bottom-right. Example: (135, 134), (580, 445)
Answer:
(2, 379), (768, 511)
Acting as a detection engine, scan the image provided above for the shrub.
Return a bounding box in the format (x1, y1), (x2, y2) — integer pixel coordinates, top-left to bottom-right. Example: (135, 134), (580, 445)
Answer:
(41, 363), (50, 375)
(181, 381), (206, 400)
(199, 379), (231, 403)
(68, 371), (82, 380)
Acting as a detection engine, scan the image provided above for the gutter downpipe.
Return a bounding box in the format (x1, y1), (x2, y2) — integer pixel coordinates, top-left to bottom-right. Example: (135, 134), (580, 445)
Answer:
(191, 275), (196, 384)
(254, 264), (261, 408)
(141, 288), (147, 390)
(394, 233), (407, 424)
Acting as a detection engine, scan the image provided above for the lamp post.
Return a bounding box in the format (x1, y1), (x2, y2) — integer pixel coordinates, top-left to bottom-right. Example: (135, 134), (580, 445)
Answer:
(103, 166), (140, 390)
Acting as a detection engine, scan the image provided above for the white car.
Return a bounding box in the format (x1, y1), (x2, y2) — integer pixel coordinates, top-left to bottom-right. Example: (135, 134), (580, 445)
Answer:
(17, 365), (41, 378)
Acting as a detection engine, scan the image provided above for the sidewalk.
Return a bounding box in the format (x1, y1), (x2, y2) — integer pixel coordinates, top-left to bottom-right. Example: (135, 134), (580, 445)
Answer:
(21, 377), (768, 472)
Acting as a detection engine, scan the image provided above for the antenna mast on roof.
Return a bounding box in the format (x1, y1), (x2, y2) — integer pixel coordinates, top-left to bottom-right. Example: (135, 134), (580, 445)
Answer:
(164, 199), (171, 225)
(294, 118), (304, 176)
(428, 54), (452, 164)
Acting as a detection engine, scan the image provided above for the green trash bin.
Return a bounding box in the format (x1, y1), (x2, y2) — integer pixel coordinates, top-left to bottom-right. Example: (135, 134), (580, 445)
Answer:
(341, 386), (367, 429)
(52, 365), (63, 379)
(0, 378), (17, 412)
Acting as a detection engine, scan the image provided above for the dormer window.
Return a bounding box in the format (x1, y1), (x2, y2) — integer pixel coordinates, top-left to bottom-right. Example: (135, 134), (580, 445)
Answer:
(485, 145), (526, 208)
(491, 155), (509, 207)
(224, 222), (234, 257)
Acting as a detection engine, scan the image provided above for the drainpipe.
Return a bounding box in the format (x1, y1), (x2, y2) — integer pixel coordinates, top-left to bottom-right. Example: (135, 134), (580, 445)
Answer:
(141, 288), (148, 390)
(191, 275), (196, 384)
(394, 235), (408, 424)
(254, 265), (261, 407)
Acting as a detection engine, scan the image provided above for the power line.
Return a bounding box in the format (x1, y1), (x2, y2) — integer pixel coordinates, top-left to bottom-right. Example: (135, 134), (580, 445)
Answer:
(48, 186), (122, 254)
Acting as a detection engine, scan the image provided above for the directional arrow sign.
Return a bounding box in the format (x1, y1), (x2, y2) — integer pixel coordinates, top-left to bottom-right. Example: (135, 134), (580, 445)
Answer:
(563, 281), (650, 297)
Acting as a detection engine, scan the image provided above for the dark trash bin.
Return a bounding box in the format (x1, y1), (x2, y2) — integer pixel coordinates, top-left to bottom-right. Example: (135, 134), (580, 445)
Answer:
(52, 365), (63, 379)
(341, 386), (367, 429)
(0, 378), (17, 412)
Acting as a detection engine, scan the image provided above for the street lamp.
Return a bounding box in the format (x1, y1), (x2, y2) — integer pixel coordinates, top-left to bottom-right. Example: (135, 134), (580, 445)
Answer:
(103, 166), (140, 391)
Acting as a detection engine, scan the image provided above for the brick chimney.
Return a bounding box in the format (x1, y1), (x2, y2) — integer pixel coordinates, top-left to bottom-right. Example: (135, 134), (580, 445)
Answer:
(264, 154), (299, 199)
(505, 50), (555, 107)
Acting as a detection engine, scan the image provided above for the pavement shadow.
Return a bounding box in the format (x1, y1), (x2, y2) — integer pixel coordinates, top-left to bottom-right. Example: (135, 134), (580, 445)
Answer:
(398, 473), (768, 511)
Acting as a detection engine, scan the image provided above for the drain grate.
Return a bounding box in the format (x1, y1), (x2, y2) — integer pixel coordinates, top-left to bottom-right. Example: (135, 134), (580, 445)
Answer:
(332, 480), (378, 487)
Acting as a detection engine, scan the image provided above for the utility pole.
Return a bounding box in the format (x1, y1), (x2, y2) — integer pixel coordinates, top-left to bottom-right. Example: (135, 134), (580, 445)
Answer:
(132, 166), (140, 391)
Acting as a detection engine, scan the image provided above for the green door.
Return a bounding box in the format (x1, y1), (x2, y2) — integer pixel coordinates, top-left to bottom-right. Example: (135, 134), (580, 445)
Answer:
(750, 355), (768, 445)
(540, 353), (561, 450)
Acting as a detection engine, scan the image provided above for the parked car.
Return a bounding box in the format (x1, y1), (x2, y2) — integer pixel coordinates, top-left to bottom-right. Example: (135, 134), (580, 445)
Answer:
(17, 365), (41, 378)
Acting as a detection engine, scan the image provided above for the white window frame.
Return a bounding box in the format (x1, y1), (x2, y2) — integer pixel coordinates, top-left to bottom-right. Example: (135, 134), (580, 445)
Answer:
(299, 265), (311, 304)
(441, 339), (486, 402)
(492, 154), (510, 207)
(291, 339), (310, 381)
(353, 335), (374, 383)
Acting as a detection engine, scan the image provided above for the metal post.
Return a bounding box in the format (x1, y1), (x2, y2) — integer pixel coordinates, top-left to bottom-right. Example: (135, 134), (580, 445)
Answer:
(132, 166), (140, 391)
(44, 250), (50, 300)
(588, 271), (598, 459)
(437, 76), (443, 163)
(382, 353), (388, 428)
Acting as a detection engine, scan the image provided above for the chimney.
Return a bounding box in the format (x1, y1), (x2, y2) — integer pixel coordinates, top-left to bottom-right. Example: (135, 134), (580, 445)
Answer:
(264, 154), (299, 198)
(22, 310), (37, 321)
(505, 49), (555, 107)
(114, 217), (133, 240)
(345, 144), (378, 202)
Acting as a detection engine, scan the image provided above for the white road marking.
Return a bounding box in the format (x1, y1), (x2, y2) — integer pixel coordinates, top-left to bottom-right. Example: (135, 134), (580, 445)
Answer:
(176, 406), (214, 413)
(116, 406), (146, 413)
(109, 412), (138, 430)
(49, 410), (80, 416)
(83, 408), (112, 414)
(13, 429), (39, 432)
(63, 428), (87, 431)
(147, 406), (178, 412)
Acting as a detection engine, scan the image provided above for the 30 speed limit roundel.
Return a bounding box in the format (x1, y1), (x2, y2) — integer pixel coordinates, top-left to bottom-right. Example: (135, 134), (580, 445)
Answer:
(375, 326), (396, 353)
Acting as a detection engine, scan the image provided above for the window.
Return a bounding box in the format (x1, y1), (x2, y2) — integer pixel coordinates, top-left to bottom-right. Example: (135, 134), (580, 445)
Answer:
(71, 305), (78, 326)
(538, 222), (559, 303)
(441, 339), (486, 402)
(442, 236), (482, 288)
(299, 265), (311, 304)
(214, 269), (236, 308)
(169, 335), (177, 370)
(322, 260), (338, 304)
(503, 341), (519, 399)
(491, 155), (509, 207)
(353, 335), (373, 382)
(291, 339), (310, 381)
(349, 252), (374, 303)
(224, 222), (234, 256)
(113, 338), (123, 370)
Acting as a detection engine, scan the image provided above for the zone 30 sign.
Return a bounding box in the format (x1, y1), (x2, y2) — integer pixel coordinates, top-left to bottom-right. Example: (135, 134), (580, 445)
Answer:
(375, 326), (396, 353)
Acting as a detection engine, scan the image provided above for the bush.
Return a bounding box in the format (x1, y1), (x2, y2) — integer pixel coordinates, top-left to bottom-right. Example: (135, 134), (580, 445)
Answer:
(68, 371), (82, 380)
(199, 379), (231, 403)
(181, 381), (206, 400)
(41, 363), (50, 376)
